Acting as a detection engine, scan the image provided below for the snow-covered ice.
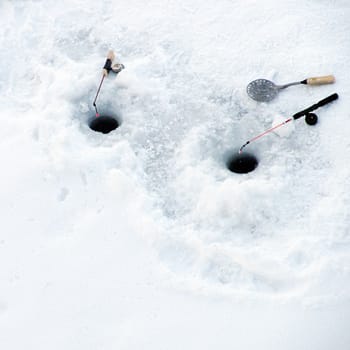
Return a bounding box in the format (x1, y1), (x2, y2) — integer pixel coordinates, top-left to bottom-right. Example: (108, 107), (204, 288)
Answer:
(1, 0), (350, 349)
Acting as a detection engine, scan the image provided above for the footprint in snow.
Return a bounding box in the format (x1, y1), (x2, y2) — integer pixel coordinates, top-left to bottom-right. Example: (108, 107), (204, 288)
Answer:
(57, 187), (69, 202)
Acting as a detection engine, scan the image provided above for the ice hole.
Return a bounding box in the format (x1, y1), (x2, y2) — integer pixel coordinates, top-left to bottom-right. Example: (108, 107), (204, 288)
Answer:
(89, 116), (119, 134)
(227, 152), (258, 174)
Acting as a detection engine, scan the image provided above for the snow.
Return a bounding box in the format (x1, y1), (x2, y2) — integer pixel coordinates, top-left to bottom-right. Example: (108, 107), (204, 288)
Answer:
(1, 0), (350, 349)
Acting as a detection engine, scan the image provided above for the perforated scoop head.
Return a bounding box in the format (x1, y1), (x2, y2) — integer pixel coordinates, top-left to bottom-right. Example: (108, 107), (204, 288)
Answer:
(246, 79), (278, 102)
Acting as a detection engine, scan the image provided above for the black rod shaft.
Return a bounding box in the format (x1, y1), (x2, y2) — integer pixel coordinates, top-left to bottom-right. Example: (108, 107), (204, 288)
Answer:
(293, 93), (338, 120)
(92, 74), (105, 117)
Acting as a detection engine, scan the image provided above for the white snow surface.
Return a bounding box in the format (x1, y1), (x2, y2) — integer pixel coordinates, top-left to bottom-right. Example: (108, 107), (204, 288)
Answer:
(1, 0), (350, 349)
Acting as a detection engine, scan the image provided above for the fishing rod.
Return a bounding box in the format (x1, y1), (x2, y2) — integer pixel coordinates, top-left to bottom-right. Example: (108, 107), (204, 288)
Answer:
(239, 93), (339, 153)
(93, 50), (125, 117)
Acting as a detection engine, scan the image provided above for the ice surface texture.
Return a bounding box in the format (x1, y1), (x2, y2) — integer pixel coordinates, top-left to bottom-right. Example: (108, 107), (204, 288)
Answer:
(1, 0), (350, 349)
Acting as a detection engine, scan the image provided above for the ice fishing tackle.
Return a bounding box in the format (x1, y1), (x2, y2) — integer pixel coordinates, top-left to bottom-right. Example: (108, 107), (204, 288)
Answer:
(92, 50), (125, 117)
(239, 93), (339, 153)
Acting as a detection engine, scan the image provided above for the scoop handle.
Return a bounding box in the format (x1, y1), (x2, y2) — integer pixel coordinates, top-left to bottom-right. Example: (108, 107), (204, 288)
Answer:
(302, 75), (335, 85)
(103, 50), (115, 76)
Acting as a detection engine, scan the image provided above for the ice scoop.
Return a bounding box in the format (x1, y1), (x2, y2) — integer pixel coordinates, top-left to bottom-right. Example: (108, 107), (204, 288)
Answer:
(247, 75), (335, 102)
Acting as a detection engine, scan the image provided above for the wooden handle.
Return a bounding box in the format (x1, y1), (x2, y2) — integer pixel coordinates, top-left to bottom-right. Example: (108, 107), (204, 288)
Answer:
(306, 75), (335, 85)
